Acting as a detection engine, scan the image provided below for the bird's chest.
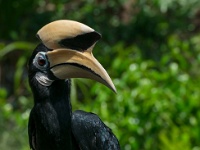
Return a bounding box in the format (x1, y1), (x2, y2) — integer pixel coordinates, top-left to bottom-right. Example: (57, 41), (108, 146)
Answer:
(35, 102), (60, 135)
(32, 102), (72, 149)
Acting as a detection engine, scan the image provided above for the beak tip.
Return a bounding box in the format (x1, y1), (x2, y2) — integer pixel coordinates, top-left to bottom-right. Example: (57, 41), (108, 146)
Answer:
(106, 82), (117, 93)
(113, 88), (117, 93)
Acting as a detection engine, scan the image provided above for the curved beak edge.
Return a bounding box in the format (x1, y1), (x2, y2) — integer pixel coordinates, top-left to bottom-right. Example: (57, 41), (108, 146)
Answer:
(47, 49), (116, 93)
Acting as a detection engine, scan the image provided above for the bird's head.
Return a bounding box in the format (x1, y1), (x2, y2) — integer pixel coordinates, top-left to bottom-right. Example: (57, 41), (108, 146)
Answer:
(28, 20), (116, 99)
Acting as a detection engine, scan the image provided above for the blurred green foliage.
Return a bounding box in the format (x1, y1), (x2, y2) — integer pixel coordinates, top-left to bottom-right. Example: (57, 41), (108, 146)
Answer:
(1, 0), (200, 149)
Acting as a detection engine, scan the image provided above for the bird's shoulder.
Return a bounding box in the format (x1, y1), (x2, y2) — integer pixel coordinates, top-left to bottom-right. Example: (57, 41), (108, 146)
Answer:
(71, 110), (120, 150)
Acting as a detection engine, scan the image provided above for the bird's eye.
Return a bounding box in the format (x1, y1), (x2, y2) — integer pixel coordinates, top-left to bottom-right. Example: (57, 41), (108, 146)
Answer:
(33, 52), (48, 70)
(38, 56), (46, 66)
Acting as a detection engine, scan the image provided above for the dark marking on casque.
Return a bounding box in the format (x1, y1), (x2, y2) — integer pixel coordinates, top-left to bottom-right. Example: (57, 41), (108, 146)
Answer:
(59, 31), (101, 51)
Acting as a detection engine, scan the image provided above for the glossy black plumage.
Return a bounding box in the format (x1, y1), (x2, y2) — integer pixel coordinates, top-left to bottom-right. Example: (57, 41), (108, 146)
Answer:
(28, 44), (120, 150)
(72, 110), (120, 150)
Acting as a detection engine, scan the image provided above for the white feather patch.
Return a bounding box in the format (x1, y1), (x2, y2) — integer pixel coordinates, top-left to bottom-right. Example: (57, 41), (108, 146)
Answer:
(35, 72), (54, 86)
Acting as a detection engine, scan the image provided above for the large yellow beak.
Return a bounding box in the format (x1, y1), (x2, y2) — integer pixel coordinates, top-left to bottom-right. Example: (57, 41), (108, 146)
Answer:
(46, 49), (116, 92)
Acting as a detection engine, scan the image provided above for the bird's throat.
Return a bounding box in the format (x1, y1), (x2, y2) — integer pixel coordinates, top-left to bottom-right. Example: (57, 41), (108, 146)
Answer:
(31, 79), (73, 149)
(49, 79), (73, 149)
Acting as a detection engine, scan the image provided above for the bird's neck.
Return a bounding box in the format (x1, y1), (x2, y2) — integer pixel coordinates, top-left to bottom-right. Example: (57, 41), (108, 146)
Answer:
(32, 79), (74, 149)
(49, 79), (73, 148)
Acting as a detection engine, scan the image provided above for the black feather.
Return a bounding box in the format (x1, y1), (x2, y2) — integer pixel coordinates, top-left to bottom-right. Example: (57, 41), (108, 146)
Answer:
(71, 110), (120, 150)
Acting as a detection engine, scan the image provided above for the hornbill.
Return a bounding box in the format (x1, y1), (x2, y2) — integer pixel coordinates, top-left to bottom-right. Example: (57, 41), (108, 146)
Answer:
(28, 20), (120, 150)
